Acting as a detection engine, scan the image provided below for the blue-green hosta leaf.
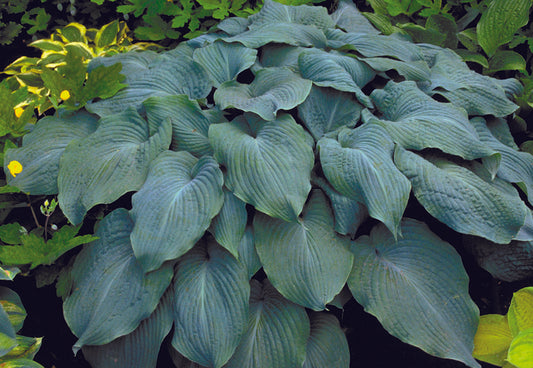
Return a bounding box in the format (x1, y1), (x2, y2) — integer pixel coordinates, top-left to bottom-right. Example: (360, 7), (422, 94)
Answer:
(169, 347), (206, 368)
(237, 226), (261, 279)
(224, 279), (310, 368)
(209, 189), (247, 258)
(63, 209), (173, 353)
(58, 108), (171, 225)
(303, 312), (349, 368)
(248, 0), (334, 30)
(464, 236), (533, 282)
(0, 289), (17, 357)
(258, 44), (305, 71)
(326, 29), (426, 63)
(331, 0), (379, 34)
(298, 49), (374, 108)
(254, 190), (354, 311)
(348, 219), (481, 368)
(82, 287), (173, 368)
(367, 81), (497, 161)
(192, 41), (257, 87)
(171, 239), (250, 368)
(0, 267), (19, 281)
(130, 151), (224, 273)
(209, 113), (314, 222)
(216, 16), (250, 36)
(297, 86), (362, 141)
(87, 51), (160, 84)
(86, 45), (212, 116)
(394, 147), (529, 244)
(425, 50), (518, 117)
(214, 67), (312, 121)
(143, 95), (225, 157)
(0, 287), (26, 333)
(471, 117), (533, 205)
(361, 57), (431, 81)
(4, 111), (98, 195)
(312, 175), (368, 237)
(318, 124), (411, 237)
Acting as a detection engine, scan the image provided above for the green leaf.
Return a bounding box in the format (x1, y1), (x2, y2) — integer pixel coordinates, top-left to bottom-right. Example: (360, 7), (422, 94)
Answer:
(0, 267), (19, 281)
(488, 50), (527, 73)
(473, 314), (513, 367)
(82, 288), (173, 368)
(58, 108), (171, 225)
(224, 279), (310, 368)
(508, 287), (533, 336)
(0, 336), (42, 363)
(425, 50), (519, 117)
(0, 287), (26, 333)
(0, 224), (23, 245)
(303, 312), (350, 368)
(94, 20), (120, 48)
(465, 236), (533, 282)
(0, 225), (96, 270)
(348, 218), (481, 368)
(82, 63), (127, 102)
(4, 111), (98, 195)
(86, 45), (212, 116)
(0, 358), (44, 367)
(0, 302), (16, 357)
(394, 147), (529, 244)
(318, 123), (411, 238)
(214, 67), (312, 121)
(237, 226), (260, 279)
(209, 189), (247, 258)
(130, 151), (224, 272)
(331, 0), (379, 34)
(209, 113), (314, 222)
(368, 81), (497, 161)
(471, 117), (533, 205)
(192, 40), (257, 87)
(507, 328), (533, 368)
(63, 209), (173, 353)
(254, 190), (354, 310)
(171, 239), (250, 368)
(297, 85), (362, 142)
(248, 0), (334, 30)
(299, 50), (374, 108)
(143, 95), (224, 157)
(477, 0), (531, 57)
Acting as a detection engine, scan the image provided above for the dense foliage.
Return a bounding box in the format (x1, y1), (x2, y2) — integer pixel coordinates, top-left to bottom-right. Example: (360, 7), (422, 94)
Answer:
(1, 0), (533, 367)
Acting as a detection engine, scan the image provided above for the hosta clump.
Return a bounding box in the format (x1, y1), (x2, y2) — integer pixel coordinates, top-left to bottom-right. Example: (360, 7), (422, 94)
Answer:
(3, 0), (533, 366)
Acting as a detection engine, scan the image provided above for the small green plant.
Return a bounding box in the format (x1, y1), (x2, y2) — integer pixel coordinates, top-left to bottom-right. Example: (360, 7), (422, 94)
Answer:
(473, 286), (533, 368)
(2, 1), (533, 367)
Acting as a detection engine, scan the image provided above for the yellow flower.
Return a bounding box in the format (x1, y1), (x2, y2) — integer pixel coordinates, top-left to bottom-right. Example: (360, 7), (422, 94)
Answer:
(14, 107), (24, 118)
(44, 199), (49, 207)
(7, 160), (23, 177)
(60, 90), (71, 100)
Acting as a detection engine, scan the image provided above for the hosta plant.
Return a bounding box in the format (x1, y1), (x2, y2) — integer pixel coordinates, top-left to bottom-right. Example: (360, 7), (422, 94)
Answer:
(2, 0), (533, 367)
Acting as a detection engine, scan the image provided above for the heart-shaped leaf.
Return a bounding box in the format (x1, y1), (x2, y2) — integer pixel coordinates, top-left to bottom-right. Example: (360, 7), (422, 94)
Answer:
(63, 209), (174, 352)
(473, 314), (513, 366)
(210, 113), (314, 222)
(130, 151), (224, 272)
(171, 239), (250, 368)
(254, 189), (354, 310)
(58, 108), (171, 224)
(348, 218), (481, 368)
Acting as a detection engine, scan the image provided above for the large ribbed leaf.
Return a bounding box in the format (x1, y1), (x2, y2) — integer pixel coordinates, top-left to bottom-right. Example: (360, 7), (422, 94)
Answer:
(471, 117), (533, 205)
(0, 287), (26, 333)
(171, 239), (249, 368)
(214, 67), (312, 121)
(394, 147), (529, 244)
(86, 45), (212, 116)
(82, 287), (173, 368)
(297, 86), (362, 141)
(209, 113), (314, 222)
(237, 226), (261, 279)
(312, 175), (368, 237)
(348, 219), (480, 368)
(63, 209), (173, 353)
(143, 95), (225, 157)
(209, 189), (247, 258)
(4, 111), (98, 195)
(303, 312), (350, 368)
(318, 124), (411, 237)
(508, 287), (533, 336)
(362, 57), (431, 81)
(465, 236), (533, 282)
(507, 329), (533, 368)
(254, 190), (354, 310)
(368, 81), (497, 161)
(331, 0), (379, 34)
(0, 302), (16, 357)
(87, 51), (159, 84)
(473, 314), (513, 367)
(57, 108), (171, 225)
(425, 50), (518, 117)
(298, 49), (374, 108)
(248, 0), (334, 30)
(192, 41), (257, 87)
(224, 279), (310, 368)
(130, 151), (224, 273)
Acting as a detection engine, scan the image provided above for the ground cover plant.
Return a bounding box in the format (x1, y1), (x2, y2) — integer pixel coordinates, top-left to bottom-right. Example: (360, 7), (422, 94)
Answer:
(1, 0), (533, 367)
